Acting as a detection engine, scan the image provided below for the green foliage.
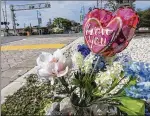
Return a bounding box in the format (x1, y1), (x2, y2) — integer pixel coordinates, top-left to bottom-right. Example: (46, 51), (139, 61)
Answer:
(24, 26), (32, 32)
(47, 18), (80, 33)
(71, 71), (97, 107)
(137, 8), (150, 28)
(52, 17), (72, 30)
(1, 74), (53, 116)
(55, 68), (144, 116)
(115, 97), (145, 116)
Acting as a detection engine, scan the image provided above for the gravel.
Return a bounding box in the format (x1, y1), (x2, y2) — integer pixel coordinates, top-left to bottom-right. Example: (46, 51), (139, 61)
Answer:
(118, 36), (150, 63)
(63, 36), (150, 63)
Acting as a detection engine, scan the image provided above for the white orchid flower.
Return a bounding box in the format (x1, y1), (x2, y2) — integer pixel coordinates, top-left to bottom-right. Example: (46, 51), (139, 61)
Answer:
(36, 49), (69, 84)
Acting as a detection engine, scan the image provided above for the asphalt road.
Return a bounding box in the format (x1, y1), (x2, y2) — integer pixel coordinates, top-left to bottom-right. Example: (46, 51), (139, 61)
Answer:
(1, 33), (83, 45)
(1, 33), (150, 45)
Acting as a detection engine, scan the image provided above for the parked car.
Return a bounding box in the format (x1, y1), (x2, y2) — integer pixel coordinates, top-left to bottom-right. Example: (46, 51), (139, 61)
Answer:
(52, 27), (64, 34)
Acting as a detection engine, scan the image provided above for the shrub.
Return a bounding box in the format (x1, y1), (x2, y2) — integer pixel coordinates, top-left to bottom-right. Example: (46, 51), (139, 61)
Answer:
(1, 74), (53, 116)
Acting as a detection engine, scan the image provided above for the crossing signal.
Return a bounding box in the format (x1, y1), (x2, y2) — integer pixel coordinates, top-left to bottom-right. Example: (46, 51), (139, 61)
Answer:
(16, 23), (19, 26)
(1, 22), (10, 25)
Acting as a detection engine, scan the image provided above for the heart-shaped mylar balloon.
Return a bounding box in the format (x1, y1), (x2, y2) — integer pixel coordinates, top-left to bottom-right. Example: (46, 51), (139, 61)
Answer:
(83, 6), (139, 57)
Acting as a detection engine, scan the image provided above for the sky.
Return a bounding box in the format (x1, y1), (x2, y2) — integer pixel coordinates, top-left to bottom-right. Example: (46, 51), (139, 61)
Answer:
(1, 0), (150, 29)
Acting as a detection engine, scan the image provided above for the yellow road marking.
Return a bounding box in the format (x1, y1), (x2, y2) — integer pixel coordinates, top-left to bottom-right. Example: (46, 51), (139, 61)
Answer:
(1, 44), (65, 51)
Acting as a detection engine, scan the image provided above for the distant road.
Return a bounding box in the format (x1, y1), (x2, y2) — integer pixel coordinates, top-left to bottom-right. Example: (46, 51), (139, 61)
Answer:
(1, 33), (150, 45)
(1, 33), (83, 45)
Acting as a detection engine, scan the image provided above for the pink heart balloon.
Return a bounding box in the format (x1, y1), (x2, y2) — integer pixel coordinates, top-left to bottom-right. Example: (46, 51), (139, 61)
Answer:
(83, 6), (139, 57)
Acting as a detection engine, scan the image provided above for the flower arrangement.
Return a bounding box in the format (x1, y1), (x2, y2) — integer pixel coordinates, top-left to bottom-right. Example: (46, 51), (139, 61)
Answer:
(36, 44), (150, 116)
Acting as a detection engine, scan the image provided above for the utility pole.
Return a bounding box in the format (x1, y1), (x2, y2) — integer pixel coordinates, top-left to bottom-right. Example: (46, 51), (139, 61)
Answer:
(80, 6), (85, 23)
(80, 6), (85, 33)
(10, 5), (17, 35)
(5, 1), (7, 25)
(2, 8), (6, 23)
(97, 0), (103, 9)
(30, 23), (32, 34)
(5, 0), (9, 36)
(37, 10), (40, 35)
(97, 0), (99, 8)
(2, 8), (6, 36)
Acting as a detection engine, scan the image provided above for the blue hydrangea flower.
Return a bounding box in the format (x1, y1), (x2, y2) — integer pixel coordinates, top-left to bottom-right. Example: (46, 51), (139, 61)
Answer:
(77, 44), (91, 58)
(124, 62), (150, 100)
(115, 54), (132, 64)
(124, 62), (150, 80)
(125, 84), (150, 100)
(92, 54), (106, 72)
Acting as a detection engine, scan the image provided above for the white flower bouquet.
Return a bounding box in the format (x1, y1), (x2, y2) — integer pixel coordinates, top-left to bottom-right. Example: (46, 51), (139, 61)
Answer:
(36, 44), (150, 116)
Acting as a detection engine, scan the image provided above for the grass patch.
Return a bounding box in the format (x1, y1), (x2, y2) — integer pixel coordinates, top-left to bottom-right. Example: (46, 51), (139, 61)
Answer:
(1, 74), (53, 116)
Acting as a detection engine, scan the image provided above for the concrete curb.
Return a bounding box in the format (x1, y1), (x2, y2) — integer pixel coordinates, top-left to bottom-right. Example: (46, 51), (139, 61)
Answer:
(1, 37), (84, 104)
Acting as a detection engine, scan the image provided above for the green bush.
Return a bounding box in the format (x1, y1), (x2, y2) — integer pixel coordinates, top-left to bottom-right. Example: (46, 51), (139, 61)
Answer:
(1, 74), (53, 116)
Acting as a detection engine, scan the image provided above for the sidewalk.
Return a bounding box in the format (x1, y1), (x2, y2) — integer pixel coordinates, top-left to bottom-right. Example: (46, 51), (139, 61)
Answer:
(1, 36), (81, 89)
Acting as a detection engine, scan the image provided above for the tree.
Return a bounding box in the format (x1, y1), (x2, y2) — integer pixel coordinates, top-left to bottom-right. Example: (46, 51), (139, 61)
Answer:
(24, 26), (32, 33)
(52, 17), (72, 31)
(136, 8), (150, 28)
(71, 20), (80, 27)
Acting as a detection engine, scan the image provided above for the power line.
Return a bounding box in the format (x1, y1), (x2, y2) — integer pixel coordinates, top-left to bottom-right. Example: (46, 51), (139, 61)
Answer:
(5, 0), (7, 23)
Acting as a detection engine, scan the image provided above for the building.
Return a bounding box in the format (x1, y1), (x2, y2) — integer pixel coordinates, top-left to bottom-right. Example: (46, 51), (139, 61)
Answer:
(7, 26), (49, 36)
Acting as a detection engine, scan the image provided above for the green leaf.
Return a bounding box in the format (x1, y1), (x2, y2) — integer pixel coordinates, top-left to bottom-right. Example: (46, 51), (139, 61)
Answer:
(93, 88), (102, 96)
(118, 106), (138, 115)
(115, 97), (145, 116)
(72, 78), (80, 86)
(120, 71), (124, 78)
(104, 78), (118, 95)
